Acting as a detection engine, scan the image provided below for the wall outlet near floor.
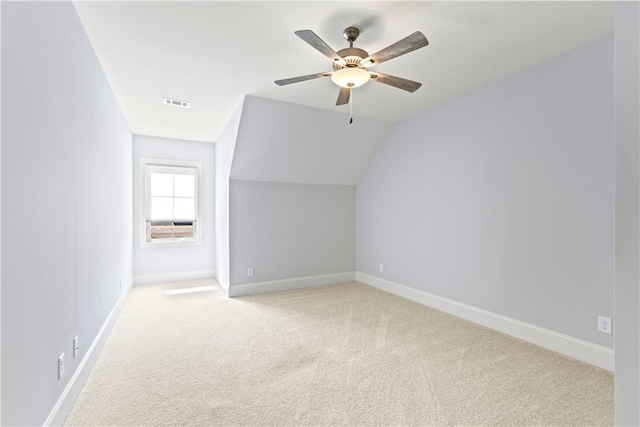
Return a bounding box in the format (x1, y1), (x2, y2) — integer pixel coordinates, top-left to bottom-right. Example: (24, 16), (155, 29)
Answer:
(379, 263), (384, 273)
(74, 335), (80, 357)
(597, 316), (612, 334)
(247, 267), (254, 278)
(58, 353), (65, 380)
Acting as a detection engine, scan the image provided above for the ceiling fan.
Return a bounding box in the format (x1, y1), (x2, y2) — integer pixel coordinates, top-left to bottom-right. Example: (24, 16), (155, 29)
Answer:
(275, 27), (429, 123)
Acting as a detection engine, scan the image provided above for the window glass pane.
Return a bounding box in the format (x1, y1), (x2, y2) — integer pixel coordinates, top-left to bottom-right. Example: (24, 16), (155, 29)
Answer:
(174, 174), (195, 197)
(150, 197), (173, 220)
(151, 173), (173, 197)
(143, 161), (200, 243)
(150, 224), (174, 240)
(174, 197), (195, 219)
(172, 225), (194, 239)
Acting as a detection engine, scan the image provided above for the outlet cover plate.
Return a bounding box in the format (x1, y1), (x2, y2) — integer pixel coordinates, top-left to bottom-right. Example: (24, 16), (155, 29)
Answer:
(58, 353), (65, 379)
(74, 335), (80, 357)
(598, 316), (612, 334)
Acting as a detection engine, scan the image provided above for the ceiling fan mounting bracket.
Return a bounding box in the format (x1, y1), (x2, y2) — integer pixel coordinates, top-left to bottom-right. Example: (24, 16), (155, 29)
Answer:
(343, 27), (360, 44)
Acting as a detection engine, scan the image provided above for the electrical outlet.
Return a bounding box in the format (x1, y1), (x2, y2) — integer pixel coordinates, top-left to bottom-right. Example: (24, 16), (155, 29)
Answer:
(58, 353), (65, 380)
(119, 278), (122, 289)
(247, 267), (254, 278)
(73, 336), (80, 357)
(598, 316), (612, 334)
(379, 264), (384, 273)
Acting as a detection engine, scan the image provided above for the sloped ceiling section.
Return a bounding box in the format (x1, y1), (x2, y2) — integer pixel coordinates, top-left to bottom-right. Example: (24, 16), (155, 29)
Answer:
(229, 96), (392, 185)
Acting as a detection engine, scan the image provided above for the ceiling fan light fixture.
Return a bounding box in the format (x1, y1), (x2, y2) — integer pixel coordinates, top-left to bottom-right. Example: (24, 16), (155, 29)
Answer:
(331, 68), (370, 88)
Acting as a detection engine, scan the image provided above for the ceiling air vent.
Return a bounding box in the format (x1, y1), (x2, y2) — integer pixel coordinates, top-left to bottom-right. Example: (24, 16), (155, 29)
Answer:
(163, 98), (190, 108)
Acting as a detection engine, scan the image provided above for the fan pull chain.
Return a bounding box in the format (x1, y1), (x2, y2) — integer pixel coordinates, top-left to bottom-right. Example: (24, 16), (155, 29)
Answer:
(349, 88), (353, 124)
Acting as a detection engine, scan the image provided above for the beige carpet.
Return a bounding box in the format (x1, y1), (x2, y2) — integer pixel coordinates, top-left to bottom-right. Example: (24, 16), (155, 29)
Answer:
(65, 280), (613, 426)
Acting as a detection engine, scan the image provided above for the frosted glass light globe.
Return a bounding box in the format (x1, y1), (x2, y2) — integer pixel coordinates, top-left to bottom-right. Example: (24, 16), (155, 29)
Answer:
(331, 68), (370, 88)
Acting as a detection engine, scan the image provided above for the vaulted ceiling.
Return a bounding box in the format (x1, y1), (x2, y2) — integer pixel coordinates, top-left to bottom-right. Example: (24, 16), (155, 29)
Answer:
(74, 1), (613, 143)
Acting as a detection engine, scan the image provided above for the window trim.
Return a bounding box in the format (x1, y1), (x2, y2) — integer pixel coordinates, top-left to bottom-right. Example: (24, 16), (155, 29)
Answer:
(138, 157), (203, 248)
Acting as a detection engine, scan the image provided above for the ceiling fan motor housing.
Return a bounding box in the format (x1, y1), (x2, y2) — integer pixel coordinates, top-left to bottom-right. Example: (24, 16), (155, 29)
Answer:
(333, 47), (369, 70)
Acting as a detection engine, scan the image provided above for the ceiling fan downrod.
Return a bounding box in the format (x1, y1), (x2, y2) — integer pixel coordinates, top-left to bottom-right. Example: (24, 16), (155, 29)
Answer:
(343, 26), (360, 48)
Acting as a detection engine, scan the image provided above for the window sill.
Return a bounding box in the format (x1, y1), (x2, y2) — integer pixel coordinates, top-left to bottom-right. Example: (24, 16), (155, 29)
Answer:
(139, 239), (203, 249)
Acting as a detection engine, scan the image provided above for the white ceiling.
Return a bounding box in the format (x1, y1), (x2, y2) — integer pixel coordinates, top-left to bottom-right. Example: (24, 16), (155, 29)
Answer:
(73, 1), (613, 143)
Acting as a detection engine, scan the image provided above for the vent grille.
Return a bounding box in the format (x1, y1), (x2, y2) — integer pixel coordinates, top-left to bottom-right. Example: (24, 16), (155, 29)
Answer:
(163, 98), (190, 108)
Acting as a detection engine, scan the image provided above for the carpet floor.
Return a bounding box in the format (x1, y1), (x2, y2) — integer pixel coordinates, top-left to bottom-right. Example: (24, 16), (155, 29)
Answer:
(65, 280), (613, 426)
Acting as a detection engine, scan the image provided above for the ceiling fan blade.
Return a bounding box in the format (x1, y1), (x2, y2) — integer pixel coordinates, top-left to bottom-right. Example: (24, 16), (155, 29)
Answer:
(295, 30), (346, 65)
(336, 87), (350, 105)
(362, 31), (429, 66)
(370, 72), (422, 92)
(275, 72), (332, 86)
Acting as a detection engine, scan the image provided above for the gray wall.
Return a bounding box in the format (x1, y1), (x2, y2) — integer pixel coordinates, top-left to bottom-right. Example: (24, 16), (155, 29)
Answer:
(230, 180), (355, 286)
(356, 36), (614, 348)
(1, 2), (133, 425)
(132, 135), (215, 277)
(614, 2), (640, 424)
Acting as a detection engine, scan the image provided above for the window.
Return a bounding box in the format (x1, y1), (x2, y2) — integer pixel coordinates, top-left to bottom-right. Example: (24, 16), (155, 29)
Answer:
(139, 158), (202, 246)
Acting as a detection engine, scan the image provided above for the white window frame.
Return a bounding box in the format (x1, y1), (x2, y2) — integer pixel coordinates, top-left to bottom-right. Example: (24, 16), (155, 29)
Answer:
(139, 157), (203, 248)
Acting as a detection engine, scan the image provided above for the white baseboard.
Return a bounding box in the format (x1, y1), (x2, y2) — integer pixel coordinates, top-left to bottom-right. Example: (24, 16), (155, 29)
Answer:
(133, 269), (216, 286)
(356, 272), (614, 372)
(43, 278), (134, 426)
(229, 271), (356, 298)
